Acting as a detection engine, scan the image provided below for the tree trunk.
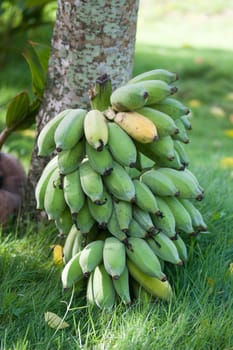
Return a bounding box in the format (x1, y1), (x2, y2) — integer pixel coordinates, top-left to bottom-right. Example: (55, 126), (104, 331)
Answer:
(25, 0), (139, 217)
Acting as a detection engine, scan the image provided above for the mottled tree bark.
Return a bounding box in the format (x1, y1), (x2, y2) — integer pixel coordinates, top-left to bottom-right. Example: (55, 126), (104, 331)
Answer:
(25, 0), (139, 217)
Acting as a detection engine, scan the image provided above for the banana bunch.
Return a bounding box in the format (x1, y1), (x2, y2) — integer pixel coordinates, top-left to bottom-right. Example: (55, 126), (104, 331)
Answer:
(36, 68), (207, 309)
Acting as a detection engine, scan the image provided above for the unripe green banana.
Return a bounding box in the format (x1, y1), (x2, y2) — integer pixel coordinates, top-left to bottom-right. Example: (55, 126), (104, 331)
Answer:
(103, 237), (126, 279)
(113, 111), (158, 143)
(139, 80), (177, 105)
(63, 224), (79, 264)
(128, 218), (148, 238)
(57, 139), (85, 175)
(173, 140), (189, 167)
(107, 209), (128, 243)
(72, 226), (98, 257)
(35, 156), (58, 210)
(156, 168), (203, 200)
(55, 207), (73, 235)
(84, 109), (108, 151)
(180, 115), (192, 130)
(138, 153), (155, 169)
(133, 179), (161, 216)
(173, 234), (188, 262)
(87, 190), (113, 228)
(135, 135), (175, 163)
(164, 197), (195, 235)
(107, 122), (137, 167)
(147, 233), (182, 265)
(140, 169), (179, 197)
(92, 264), (115, 309)
(79, 240), (104, 277)
(130, 278), (152, 303)
(63, 169), (85, 214)
(113, 266), (131, 304)
(151, 197), (176, 239)
(127, 259), (172, 301)
(54, 109), (87, 151)
(128, 69), (178, 84)
(126, 237), (166, 280)
(154, 150), (184, 170)
(44, 168), (66, 220)
(79, 160), (104, 204)
(172, 118), (190, 144)
(132, 206), (157, 234)
(113, 199), (132, 233)
(103, 161), (135, 202)
(179, 199), (207, 232)
(61, 251), (83, 289)
(37, 109), (72, 156)
(136, 107), (179, 137)
(184, 168), (204, 193)
(86, 141), (113, 176)
(73, 200), (95, 234)
(86, 271), (95, 305)
(110, 83), (149, 111)
(148, 97), (189, 120)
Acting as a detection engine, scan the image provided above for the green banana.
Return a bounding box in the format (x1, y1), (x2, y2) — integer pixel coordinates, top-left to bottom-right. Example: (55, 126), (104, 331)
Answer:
(136, 107), (179, 137)
(147, 233), (182, 265)
(57, 139), (85, 175)
(79, 159), (104, 204)
(156, 168), (203, 200)
(86, 271), (95, 305)
(148, 97), (189, 120)
(172, 118), (190, 144)
(72, 226), (98, 257)
(61, 251), (83, 289)
(86, 141), (113, 176)
(63, 169), (85, 214)
(154, 149), (185, 170)
(139, 80), (177, 105)
(113, 266), (131, 304)
(173, 234), (188, 262)
(54, 109), (87, 151)
(138, 153), (155, 169)
(130, 278), (152, 303)
(37, 109), (71, 156)
(127, 260), (172, 301)
(173, 140), (189, 167)
(103, 237), (126, 279)
(55, 207), (73, 235)
(63, 224), (79, 264)
(87, 190), (113, 228)
(103, 161), (135, 202)
(35, 156), (58, 210)
(107, 209), (128, 243)
(107, 122), (137, 167)
(44, 168), (66, 220)
(180, 115), (192, 130)
(133, 179), (161, 216)
(92, 264), (115, 309)
(140, 168), (179, 197)
(151, 196), (176, 239)
(79, 240), (104, 277)
(110, 83), (149, 111)
(164, 197), (195, 235)
(135, 135), (175, 162)
(132, 206), (157, 234)
(128, 69), (178, 84)
(184, 168), (204, 193)
(73, 200), (95, 234)
(128, 218), (148, 238)
(113, 200), (132, 233)
(126, 237), (166, 280)
(84, 109), (108, 151)
(179, 199), (208, 232)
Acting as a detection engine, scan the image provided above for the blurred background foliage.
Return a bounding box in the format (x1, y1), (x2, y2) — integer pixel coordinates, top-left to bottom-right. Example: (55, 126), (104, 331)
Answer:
(0, 0), (233, 172)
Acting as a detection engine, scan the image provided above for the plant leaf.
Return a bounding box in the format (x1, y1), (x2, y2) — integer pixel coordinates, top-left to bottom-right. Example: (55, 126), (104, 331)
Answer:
(29, 41), (50, 73)
(44, 312), (69, 329)
(6, 91), (30, 128)
(25, 0), (55, 8)
(13, 99), (40, 131)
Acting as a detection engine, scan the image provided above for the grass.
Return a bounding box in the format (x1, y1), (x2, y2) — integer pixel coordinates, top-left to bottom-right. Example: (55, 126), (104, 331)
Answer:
(1, 2), (233, 349)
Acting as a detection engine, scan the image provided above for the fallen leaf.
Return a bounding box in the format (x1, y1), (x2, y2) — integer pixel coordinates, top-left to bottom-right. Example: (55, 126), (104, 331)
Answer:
(224, 129), (233, 138)
(44, 311), (69, 329)
(210, 106), (225, 117)
(220, 157), (233, 168)
(51, 245), (63, 266)
(207, 277), (214, 287)
(188, 99), (202, 108)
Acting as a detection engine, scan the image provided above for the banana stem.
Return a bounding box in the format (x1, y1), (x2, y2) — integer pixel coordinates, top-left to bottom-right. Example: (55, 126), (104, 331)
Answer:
(0, 127), (12, 150)
(89, 74), (112, 111)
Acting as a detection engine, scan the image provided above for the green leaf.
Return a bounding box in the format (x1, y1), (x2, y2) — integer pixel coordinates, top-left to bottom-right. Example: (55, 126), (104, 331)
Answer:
(29, 41), (50, 73)
(6, 91), (30, 128)
(14, 98), (40, 130)
(23, 44), (46, 98)
(25, 0), (55, 8)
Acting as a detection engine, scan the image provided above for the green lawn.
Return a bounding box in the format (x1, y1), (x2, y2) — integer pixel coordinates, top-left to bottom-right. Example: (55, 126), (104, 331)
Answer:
(1, 2), (233, 349)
